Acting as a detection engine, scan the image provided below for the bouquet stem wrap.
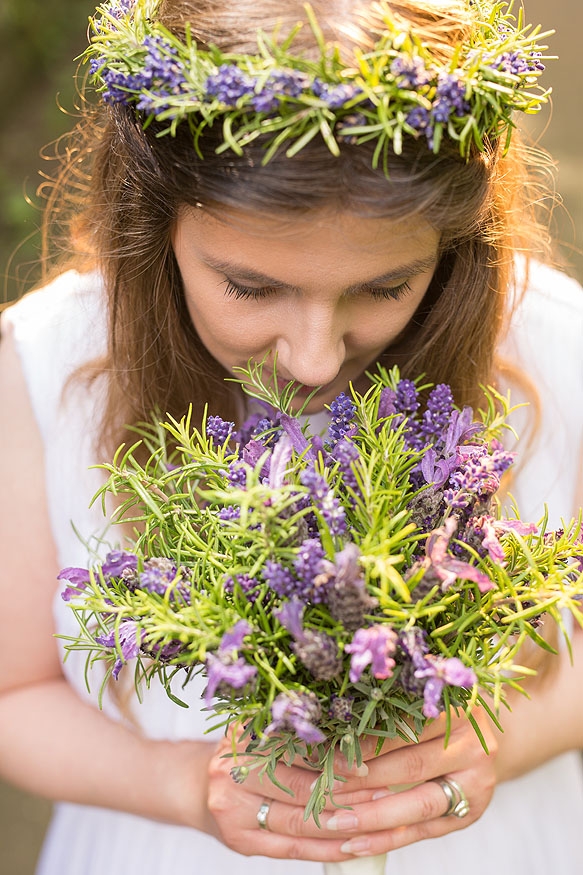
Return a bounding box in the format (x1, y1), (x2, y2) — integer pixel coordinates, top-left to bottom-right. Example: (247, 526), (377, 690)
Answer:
(325, 854), (387, 875)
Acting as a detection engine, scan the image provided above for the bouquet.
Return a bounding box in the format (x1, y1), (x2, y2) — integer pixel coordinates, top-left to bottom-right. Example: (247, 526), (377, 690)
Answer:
(60, 364), (583, 874)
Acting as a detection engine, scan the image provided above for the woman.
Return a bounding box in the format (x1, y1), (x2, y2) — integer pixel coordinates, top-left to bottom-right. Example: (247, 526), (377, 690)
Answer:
(1, 0), (583, 872)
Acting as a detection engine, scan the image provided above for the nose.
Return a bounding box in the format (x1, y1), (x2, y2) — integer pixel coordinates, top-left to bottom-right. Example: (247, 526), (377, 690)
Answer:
(275, 303), (346, 388)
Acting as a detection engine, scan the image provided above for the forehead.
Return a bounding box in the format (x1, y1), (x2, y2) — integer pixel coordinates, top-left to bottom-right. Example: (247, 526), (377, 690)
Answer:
(175, 207), (440, 280)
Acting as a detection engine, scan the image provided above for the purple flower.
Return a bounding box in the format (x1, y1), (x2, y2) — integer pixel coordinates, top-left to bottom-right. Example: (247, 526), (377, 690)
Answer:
(405, 106), (432, 136)
(300, 466), (346, 536)
(223, 573), (262, 603)
(206, 415), (235, 446)
(390, 56), (432, 89)
(420, 384), (454, 444)
(264, 691), (325, 745)
(262, 560), (297, 598)
(420, 446), (460, 488)
(432, 73), (470, 123)
(312, 79), (361, 108)
(227, 462), (248, 489)
(378, 386), (397, 420)
(279, 414), (317, 459)
(205, 64), (255, 105)
(205, 654), (257, 703)
(329, 438), (360, 495)
(471, 516), (538, 564)
(102, 550), (138, 578)
(58, 566), (91, 601)
(139, 557), (177, 594)
(294, 538), (327, 589)
(251, 69), (309, 112)
(422, 517), (494, 592)
(217, 505), (241, 521)
(345, 625), (398, 683)
(445, 445), (515, 508)
(274, 599), (306, 638)
(219, 620), (251, 653)
(415, 655), (477, 718)
(492, 50), (531, 77)
(268, 434), (293, 488)
(204, 621), (256, 704)
(443, 407), (482, 455)
(96, 620), (142, 680)
(327, 392), (357, 446)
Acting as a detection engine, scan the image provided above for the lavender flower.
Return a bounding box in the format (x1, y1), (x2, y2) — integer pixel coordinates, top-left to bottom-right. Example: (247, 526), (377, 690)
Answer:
(327, 392), (357, 446)
(390, 56), (432, 89)
(251, 70), (308, 112)
(328, 695), (354, 722)
(264, 691), (325, 745)
(217, 505), (240, 521)
(205, 654), (257, 703)
(204, 620), (257, 703)
(204, 64), (255, 105)
(345, 625), (398, 683)
(96, 620), (142, 680)
(313, 79), (361, 108)
(405, 106), (432, 141)
(470, 516), (538, 564)
(102, 550), (138, 578)
(206, 415), (235, 446)
(58, 566), (91, 601)
(329, 438), (360, 496)
(432, 73), (470, 123)
(224, 573), (262, 603)
(139, 557), (177, 594)
(420, 517), (494, 592)
(414, 655), (477, 718)
(227, 461), (248, 489)
(262, 560), (297, 598)
(275, 599), (342, 679)
(301, 466), (346, 536)
(325, 543), (377, 630)
(445, 445), (515, 508)
(420, 384), (454, 444)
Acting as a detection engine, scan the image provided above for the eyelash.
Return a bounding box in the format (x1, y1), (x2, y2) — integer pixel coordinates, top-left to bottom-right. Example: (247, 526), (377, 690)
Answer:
(223, 279), (413, 302)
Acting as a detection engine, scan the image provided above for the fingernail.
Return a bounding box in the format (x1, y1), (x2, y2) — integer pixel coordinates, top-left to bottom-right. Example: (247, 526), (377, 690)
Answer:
(340, 838), (371, 855)
(372, 789), (392, 800)
(353, 763), (369, 777)
(309, 778), (319, 791)
(326, 813), (359, 831)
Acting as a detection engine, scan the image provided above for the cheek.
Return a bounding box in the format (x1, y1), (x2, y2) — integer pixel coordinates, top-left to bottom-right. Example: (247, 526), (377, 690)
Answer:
(185, 295), (274, 359)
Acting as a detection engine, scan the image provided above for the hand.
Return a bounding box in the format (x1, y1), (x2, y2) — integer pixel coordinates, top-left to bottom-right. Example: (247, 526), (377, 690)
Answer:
(202, 709), (498, 861)
(326, 707), (498, 857)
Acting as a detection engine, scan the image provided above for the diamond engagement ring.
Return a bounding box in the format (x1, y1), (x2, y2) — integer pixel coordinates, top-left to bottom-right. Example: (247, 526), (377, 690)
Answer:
(432, 777), (470, 818)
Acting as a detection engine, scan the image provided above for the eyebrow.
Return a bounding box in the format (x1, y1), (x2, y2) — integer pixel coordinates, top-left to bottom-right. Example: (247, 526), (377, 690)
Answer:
(202, 253), (438, 291)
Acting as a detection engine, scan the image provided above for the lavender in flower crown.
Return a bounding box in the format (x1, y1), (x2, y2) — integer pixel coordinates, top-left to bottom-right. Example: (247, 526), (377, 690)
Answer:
(86, 0), (553, 165)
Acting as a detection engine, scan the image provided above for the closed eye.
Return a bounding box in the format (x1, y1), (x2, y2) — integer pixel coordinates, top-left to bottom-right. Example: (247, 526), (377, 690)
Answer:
(222, 279), (413, 302)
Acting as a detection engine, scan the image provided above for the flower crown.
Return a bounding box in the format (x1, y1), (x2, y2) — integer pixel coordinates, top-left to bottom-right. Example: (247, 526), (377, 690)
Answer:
(86, 0), (552, 166)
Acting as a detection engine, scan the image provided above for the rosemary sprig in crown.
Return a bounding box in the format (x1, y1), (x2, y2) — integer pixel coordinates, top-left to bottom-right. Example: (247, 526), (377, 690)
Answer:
(84, 0), (553, 165)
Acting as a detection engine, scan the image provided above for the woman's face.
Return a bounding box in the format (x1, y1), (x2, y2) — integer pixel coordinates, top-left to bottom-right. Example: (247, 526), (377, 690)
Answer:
(173, 206), (439, 412)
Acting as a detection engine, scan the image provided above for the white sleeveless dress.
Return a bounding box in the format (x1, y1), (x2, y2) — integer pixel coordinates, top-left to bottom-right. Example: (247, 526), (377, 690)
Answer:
(3, 263), (583, 875)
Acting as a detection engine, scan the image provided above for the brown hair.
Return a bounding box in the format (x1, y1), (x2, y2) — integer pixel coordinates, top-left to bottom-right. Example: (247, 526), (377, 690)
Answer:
(39, 0), (554, 455)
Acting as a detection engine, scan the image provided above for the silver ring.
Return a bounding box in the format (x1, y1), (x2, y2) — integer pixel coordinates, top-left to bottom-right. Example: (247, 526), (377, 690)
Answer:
(432, 777), (470, 819)
(256, 799), (271, 830)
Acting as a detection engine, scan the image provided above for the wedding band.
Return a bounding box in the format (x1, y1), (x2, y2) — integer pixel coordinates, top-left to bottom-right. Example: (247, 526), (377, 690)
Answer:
(256, 799), (271, 830)
(432, 777), (470, 819)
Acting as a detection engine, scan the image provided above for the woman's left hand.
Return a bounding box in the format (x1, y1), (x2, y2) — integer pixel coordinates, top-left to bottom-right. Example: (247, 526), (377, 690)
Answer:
(322, 706), (498, 857)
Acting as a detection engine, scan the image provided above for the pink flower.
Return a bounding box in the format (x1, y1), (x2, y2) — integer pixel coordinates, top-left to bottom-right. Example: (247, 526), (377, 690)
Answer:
(345, 625), (398, 682)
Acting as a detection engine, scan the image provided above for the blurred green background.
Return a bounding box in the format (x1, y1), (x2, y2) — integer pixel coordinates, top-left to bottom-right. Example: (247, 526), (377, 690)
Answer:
(0, 0), (581, 872)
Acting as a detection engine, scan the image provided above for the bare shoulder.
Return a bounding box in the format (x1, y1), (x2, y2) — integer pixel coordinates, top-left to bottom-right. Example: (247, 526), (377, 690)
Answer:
(0, 316), (63, 689)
